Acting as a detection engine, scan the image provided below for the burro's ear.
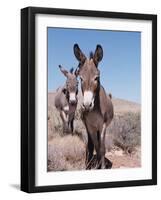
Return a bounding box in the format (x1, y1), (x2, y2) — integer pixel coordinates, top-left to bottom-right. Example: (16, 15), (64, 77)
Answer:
(69, 67), (74, 74)
(74, 67), (79, 77)
(73, 44), (86, 63)
(93, 45), (103, 66)
(59, 65), (68, 77)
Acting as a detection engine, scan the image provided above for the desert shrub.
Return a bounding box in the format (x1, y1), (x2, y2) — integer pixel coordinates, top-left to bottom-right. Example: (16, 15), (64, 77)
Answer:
(48, 135), (86, 171)
(73, 119), (87, 143)
(48, 105), (64, 139)
(106, 112), (141, 153)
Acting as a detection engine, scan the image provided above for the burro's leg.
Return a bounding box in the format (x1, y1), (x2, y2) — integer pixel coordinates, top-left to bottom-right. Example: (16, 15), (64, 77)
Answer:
(71, 118), (74, 133)
(95, 123), (106, 169)
(68, 113), (74, 134)
(60, 110), (69, 133)
(86, 132), (94, 168)
(99, 123), (106, 169)
(68, 118), (74, 134)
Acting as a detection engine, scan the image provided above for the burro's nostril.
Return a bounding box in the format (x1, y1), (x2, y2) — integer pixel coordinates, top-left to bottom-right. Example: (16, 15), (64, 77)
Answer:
(82, 102), (93, 111)
(70, 100), (77, 105)
(82, 103), (86, 110)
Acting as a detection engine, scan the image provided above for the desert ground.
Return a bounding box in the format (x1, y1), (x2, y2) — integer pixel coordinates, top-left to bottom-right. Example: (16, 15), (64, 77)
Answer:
(48, 92), (141, 171)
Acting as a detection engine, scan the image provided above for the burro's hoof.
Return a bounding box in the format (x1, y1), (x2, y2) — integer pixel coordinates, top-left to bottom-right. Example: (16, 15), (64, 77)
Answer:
(86, 155), (112, 170)
(105, 157), (113, 169)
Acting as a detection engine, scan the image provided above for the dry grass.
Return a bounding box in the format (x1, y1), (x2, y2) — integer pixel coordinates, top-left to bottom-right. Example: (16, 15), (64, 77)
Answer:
(48, 135), (86, 171)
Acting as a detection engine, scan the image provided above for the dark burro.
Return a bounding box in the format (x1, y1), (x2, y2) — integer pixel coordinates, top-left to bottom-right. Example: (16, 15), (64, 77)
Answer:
(73, 44), (114, 169)
(54, 65), (78, 133)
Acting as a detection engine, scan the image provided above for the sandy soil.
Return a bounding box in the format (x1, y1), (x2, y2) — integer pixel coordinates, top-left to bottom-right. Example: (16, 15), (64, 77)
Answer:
(106, 148), (141, 169)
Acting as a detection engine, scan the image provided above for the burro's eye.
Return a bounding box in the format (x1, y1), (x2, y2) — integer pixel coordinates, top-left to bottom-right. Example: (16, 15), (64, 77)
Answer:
(94, 76), (99, 82)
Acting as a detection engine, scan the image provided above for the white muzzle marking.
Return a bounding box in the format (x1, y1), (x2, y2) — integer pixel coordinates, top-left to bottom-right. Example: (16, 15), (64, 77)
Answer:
(63, 105), (69, 112)
(69, 92), (76, 102)
(83, 91), (94, 108)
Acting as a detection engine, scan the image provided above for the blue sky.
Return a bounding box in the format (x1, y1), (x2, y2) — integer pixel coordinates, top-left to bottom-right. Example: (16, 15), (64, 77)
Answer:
(48, 28), (141, 103)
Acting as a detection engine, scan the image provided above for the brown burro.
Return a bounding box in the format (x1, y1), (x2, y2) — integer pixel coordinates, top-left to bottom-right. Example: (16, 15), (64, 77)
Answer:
(73, 44), (114, 169)
(55, 65), (78, 134)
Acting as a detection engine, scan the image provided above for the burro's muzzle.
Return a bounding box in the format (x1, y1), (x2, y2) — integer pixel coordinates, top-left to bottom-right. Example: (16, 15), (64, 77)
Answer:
(69, 92), (77, 105)
(82, 91), (94, 111)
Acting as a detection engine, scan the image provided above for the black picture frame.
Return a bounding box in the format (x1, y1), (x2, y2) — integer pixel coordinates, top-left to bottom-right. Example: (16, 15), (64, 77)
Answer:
(21, 6), (157, 193)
